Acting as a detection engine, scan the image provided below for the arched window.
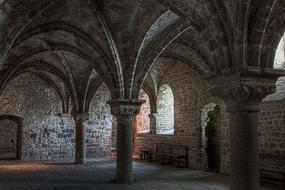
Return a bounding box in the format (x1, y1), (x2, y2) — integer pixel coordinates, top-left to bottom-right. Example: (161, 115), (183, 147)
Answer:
(135, 90), (151, 134)
(274, 35), (285, 69)
(156, 84), (174, 135)
(264, 35), (285, 101)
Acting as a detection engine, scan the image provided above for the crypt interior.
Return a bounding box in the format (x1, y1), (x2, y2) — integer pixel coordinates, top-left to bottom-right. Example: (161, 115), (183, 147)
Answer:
(0, 0), (284, 190)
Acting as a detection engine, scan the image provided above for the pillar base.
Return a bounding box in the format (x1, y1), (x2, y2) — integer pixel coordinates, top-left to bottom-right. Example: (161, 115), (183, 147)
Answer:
(112, 177), (133, 183)
(75, 158), (86, 165)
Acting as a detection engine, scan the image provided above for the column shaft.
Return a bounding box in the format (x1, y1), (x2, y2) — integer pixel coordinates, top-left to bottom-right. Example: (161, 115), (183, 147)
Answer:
(230, 110), (259, 190)
(75, 118), (86, 164)
(116, 119), (134, 182)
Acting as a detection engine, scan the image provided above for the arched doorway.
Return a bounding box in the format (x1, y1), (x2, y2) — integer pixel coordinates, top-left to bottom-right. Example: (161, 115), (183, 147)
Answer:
(0, 115), (22, 160)
(200, 103), (221, 173)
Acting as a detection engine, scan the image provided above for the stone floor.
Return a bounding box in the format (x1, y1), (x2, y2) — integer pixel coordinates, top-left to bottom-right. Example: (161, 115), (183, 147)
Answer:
(0, 158), (281, 190)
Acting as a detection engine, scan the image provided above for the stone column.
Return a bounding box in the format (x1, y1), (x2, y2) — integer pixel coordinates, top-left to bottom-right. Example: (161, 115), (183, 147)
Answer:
(228, 104), (260, 190)
(149, 113), (157, 135)
(108, 99), (145, 183)
(212, 81), (274, 190)
(17, 117), (23, 160)
(73, 113), (89, 164)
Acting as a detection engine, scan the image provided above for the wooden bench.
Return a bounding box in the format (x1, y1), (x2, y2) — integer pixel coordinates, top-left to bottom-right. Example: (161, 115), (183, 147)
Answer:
(139, 145), (157, 162)
(140, 150), (149, 160)
(170, 145), (188, 168)
(260, 168), (285, 188)
(260, 153), (285, 188)
(155, 143), (188, 167)
(156, 143), (172, 164)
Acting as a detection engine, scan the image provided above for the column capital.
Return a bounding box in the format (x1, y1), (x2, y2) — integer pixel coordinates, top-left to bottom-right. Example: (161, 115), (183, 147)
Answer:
(107, 99), (146, 122)
(56, 113), (72, 118)
(72, 113), (89, 123)
(211, 80), (275, 112)
(148, 112), (157, 118)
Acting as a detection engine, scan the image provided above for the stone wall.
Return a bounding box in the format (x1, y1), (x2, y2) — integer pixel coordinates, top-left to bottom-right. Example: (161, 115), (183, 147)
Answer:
(86, 83), (112, 158)
(259, 101), (285, 155)
(0, 73), (75, 161)
(134, 63), (229, 172)
(0, 68), (282, 175)
(0, 119), (18, 158)
(0, 74), (114, 160)
(259, 100), (285, 175)
(134, 62), (284, 177)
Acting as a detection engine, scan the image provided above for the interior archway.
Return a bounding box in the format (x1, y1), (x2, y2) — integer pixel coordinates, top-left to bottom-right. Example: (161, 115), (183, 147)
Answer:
(200, 103), (221, 173)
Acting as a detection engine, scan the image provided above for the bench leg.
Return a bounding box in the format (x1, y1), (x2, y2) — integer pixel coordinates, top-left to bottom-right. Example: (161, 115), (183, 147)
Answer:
(176, 158), (187, 168)
(161, 155), (171, 165)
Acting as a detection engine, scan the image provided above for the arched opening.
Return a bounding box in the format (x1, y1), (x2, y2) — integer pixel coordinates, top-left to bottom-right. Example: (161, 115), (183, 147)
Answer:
(156, 84), (174, 135)
(0, 115), (23, 160)
(264, 34), (285, 101)
(200, 103), (221, 173)
(135, 90), (151, 134)
(274, 35), (285, 69)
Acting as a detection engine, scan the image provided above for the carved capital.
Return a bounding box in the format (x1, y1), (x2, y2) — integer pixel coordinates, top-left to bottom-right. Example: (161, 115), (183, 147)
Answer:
(56, 113), (72, 118)
(73, 113), (89, 123)
(107, 99), (145, 122)
(211, 80), (275, 112)
(148, 112), (157, 118)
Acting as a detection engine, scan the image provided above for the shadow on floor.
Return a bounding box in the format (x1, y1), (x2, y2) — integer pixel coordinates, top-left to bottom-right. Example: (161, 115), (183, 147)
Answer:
(0, 158), (281, 190)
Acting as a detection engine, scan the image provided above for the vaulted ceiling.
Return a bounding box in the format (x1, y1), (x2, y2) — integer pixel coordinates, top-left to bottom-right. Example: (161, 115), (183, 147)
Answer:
(0, 0), (284, 113)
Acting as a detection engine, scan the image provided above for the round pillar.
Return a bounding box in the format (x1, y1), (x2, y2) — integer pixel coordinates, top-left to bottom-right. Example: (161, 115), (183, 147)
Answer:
(74, 113), (89, 165)
(116, 119), (134, 182)
(229, 106), (260, 190)
(108, 99), (145, 183)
